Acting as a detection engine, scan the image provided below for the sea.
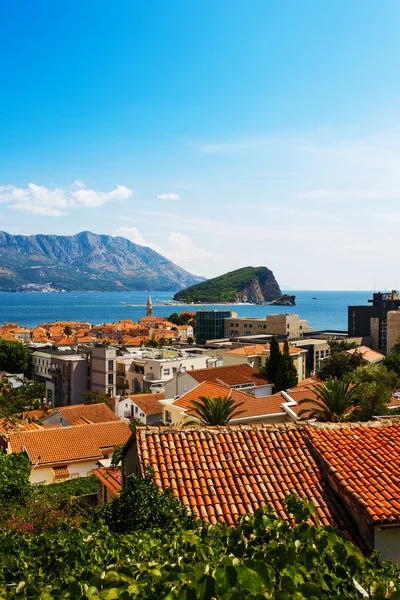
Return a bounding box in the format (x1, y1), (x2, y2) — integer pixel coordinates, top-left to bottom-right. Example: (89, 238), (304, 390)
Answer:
(0, 290), (371, 331)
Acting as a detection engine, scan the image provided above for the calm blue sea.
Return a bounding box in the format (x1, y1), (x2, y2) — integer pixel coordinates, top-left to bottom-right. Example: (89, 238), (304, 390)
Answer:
(0, 290), (371, 331)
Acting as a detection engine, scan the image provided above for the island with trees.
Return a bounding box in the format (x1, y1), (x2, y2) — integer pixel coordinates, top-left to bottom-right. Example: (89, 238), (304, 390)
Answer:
(173, 266), (282, 304)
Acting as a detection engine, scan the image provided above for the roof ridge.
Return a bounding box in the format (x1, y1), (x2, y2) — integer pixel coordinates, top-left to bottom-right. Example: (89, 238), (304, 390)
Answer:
(9, 420), (125, 436)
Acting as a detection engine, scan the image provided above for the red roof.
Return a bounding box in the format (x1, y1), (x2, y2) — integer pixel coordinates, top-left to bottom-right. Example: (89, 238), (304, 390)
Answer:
(53, 403), (118, 425)
(134, 424), (363, 545)
(129, 392), (165, 416)
(188, 364), (271, 387)
(306, 421), (400, 525)
(92, 467), (121, 497)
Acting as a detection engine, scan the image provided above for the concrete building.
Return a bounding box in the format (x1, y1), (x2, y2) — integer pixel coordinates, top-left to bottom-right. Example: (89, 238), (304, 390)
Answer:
(88, 346), (117, 397)
(47, 354), (88, 407)
(386, 310), (400, 355)
(224, 313), (312, 340)
(223, 343), (307, 382)
(348, 291), (400, 353)
(164, 363), (273, 399)
(115, 392), (164, 425)
(196, 310), (236, 344)
(116, 347), (216, 395)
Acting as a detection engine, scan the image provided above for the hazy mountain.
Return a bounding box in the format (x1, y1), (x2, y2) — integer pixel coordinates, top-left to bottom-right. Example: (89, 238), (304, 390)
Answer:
(0, 231), (204, 292)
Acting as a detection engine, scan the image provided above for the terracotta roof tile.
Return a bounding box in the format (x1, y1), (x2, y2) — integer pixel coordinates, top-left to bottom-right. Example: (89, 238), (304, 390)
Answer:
(128, 392), (165, 416)
(54, 403), (119, 425)
(305, 421), (400, 525)
(9, 421), (130, 465)
(173, 382), (285, 420)
(92, 467), (121, 497)
(188, 364), (271, 387)
(53, 466), (70, 476)
(225, 343), (303, 356)
(134, 423), (363, 544)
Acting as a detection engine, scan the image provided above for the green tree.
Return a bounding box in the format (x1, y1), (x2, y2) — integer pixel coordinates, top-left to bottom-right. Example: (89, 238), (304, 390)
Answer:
(63, 325), (73, 336)
(0, 453), (32, 506)
(328, 339), (358, 354)
(102, 470), (196, 532)
(187, 395), (245, 425)
(383, 351), (400, 377)
(275, 340), (298, 391)
(0, 339), (31, 376)
(0, 379), (45, 419)
(81, 389), (110, 404)
(298, 379), (362, 422)
(260, 335), (281, 384)
(318, 350), (366, 380)
(144, 338), (160, 348)
(347, 364), (400, 420)
(187, 336), (194, 345)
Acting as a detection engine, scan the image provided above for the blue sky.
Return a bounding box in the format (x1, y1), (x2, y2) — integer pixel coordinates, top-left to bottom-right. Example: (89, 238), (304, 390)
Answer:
(0, 1), (399, 289)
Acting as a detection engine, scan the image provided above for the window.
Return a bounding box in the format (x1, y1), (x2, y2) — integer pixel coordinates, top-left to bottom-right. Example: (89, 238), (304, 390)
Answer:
(140, 412), (144, 417)
(108, 360), (114, 371)
(135, 406), (138, 413)
(107, 387), (113, 395)
(163, 369), (170, 376)
(125, 403), (128, 408)
(108, 373), (114, 385)
(165, 410), (172, 423)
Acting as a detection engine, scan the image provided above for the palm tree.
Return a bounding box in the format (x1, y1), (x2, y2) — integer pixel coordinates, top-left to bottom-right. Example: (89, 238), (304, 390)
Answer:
(186, 394), (246, 426)
(297, 379), (361, 422)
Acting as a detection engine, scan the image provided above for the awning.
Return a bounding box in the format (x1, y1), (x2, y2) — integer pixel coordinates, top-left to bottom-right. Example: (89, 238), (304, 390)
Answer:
(52, 465), (70, 477)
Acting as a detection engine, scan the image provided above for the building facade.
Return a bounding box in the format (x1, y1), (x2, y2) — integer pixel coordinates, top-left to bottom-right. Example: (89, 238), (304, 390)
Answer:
(224, 313), (312, 340)
(348, 291), (400, 353)
(196, 310), (236, 344)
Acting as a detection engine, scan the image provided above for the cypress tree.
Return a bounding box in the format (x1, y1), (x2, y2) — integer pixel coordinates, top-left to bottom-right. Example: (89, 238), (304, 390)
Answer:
(276, 340), (298, 391)
(263, 335), (281, 384)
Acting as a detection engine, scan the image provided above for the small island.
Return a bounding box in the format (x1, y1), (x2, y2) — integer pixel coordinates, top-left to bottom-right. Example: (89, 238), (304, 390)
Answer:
(267, 294), (296, 306)
(173, 266), (282, 304)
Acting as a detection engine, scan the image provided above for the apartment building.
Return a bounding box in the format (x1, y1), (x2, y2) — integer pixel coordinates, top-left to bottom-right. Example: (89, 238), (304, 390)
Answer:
(387, 310), (400, 354)
(224, 314), (313, 340)
(31, 345), (117, 407)
(116, 347), (216, 394)
(223, 343), (307, 382)
(348, 291), (400, 353)
(196, 310), (236, 344)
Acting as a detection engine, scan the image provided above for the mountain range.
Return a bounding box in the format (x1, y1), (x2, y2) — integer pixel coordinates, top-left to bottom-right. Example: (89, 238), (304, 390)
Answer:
(0, 231), (204, 292)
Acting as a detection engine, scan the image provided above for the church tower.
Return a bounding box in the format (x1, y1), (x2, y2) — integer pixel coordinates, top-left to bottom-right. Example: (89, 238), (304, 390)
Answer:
(146, 294), (153, 317)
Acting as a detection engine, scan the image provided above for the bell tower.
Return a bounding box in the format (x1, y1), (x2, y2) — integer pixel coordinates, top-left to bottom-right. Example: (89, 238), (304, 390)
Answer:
(146, 294), (153, 317)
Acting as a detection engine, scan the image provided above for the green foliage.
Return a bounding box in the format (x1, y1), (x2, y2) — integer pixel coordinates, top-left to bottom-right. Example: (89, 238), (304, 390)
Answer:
(328, 339), (358, 353)
(0, 453), (31, 506)
(187, 336), (194, 344)
(174, 266), (277, 303)
(168, 312), (195, 328)
(260, 335), (281, 384)
(111, 443), (126, 467)
(0, 495), (398, 598)
(63, 325), (73, 336)
(187, 395), (246, 425)
(34, 475), (98, 504)
(318, 350), (367, 381)
(346, 365), (400, 420)
(144, 337), (160, 348)
(276, 340), (298, 391)
(298, 379), (362, 422)
(383, 351), (400, 377)
(0, 379), (46, 420)
(102, 470), (196, 533)
(0, 339), (31, 376)
(81, 389), (110, 404)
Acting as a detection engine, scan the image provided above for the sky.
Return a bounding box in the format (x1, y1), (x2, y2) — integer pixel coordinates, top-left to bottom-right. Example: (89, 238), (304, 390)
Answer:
(0, 1), (399, 290)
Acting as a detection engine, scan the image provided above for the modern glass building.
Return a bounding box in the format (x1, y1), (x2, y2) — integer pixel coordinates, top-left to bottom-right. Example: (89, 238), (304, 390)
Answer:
(195, 310), (234, 344)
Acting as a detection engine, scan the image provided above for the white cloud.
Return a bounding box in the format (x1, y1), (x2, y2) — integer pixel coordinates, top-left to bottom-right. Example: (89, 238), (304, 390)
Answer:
(114, 226), (150, 247)
(0, 182), (133, 216)
(163, 232), (215, 265)
(157, 193), (180, 200)
(73, 179), (86, 189)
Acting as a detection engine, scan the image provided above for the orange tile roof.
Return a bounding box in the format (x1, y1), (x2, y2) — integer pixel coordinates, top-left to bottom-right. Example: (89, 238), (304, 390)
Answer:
(92, 467), (121, 497)
(54, 336), (76, 346)
(128, 392), (165, 416)
(54, 403), (119, 425)
(225, 343), (302, 356)
(134, 424), (362, 542)
(346, 346), (385, 363)
(188, 364), (271, 387)
(173, 382), (287, 420)
(305, 421), (400, 525)
(53, 466), (70, 476)
(8, 421), (130, 465)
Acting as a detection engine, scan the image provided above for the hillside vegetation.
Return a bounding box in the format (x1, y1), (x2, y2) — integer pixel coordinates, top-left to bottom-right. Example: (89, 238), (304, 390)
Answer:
(174, 266), (282, 303)
(0, 231), (203, 292)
